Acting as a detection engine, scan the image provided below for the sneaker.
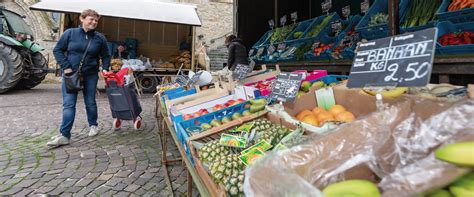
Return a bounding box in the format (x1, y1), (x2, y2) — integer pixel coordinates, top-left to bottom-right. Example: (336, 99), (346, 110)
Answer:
(46, 135), (70, 147)
(88, 125), (99, 137)
(50, 134), (61, 140)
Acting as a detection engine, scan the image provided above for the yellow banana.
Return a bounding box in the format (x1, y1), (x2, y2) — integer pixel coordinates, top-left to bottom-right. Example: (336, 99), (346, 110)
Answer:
(362, 87), (408, 98)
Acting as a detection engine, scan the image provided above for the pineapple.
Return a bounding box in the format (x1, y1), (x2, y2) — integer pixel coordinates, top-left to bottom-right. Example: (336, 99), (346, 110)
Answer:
(258, 126), (291, 146)
(209, 154), (244, 185)
(198, 141), (231, 164)
(251, 118), (275, 133)
(224, 170), (245, 197)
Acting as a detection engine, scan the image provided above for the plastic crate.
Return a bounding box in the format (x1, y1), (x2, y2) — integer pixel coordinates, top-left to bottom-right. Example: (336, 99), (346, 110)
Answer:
(435, 21), (474, 55)
(175, 102), (250, 163)
(400, 0), (442, 33)
(252, 30), (273, 48)
(356, 0), (408, 40)
(303, 13), (340, 40)
(161, 88), (198, 113)
(436, 0), (474, 24)
(310, 75), (349, 85)
(276, 38), (314, 62)
(327, 16), (363, 60)
(285, 18), (316, 42)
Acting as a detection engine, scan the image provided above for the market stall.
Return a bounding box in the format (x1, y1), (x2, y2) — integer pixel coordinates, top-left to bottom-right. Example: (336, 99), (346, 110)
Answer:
(235, 0), (474, 85)
(30, 0), (202, 93)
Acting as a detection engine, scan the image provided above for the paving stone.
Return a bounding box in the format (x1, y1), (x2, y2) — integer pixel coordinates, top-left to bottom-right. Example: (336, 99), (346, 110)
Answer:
(0, 187), (22, 195)
(15, 188), (35, 196)
(48, 187), (67, 196)
(124, 184), (141, 192)
(34, 186), (56, 194)
(15, 178), (39, 187)
(112, 183), (128, 191)
(115, 191), (131, 197)
(115, 170), (132, 178)
(75, 178), (94, 187)
(97, 174), (114, 181)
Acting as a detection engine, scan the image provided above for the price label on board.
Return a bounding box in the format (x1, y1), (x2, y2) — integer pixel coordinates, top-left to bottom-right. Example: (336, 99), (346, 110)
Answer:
(321, 0), (332, 14)
(269, 72), (305, 102)
(256, 47), (265, 57)
(267, 45), (276, 55)
(347, 28), (437, 88)
(280, 15), (287, 26)
(187, 71), (203, 86)
(232, 64), (252, 81)
(361, 0), (370, 14)
(342, 5), (351, 18)
(277, 43), (287, 52)
(248, 49), (255, 57)
(312, 42), (321, 50)
(291, 12), (298, 23)
(268, 19), (275, 29)
(331, 20), (343, 34)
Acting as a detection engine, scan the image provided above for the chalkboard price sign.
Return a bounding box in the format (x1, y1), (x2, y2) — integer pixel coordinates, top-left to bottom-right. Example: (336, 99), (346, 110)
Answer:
(277, 43), (287, 52)
(280, 15), (287, 26)
(268, 19), (275, 29)
(248, 49), (255, 57)
(347, 28), (437, 88)
(232, 64), (252, 81)
(342, 6), (351, 18)
(256, 47), (265, 57)
(321, 0), (332, 15)
(269, 72), (304, 102)
(267, 45), (276, 55)
(331, 20), (343, 34)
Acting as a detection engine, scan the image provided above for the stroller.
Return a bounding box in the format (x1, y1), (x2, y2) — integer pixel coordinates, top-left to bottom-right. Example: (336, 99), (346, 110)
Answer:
(103, 68), (142, 130)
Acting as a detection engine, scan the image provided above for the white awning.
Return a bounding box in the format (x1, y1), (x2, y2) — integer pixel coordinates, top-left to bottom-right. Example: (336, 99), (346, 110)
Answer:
(30, 0), (202, 26)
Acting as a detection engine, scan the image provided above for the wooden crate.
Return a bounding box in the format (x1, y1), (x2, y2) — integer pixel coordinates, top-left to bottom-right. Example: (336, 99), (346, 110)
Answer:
(187, 110), (298, 197)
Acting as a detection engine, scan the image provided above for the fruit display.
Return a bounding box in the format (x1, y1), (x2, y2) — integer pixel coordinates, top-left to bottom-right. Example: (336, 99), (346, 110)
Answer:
(157, 83), (180, 94)
(418, 172), (474, 197)
(306, 15), (334, 38)
(311, 42), (333, 57)
(250, 80), (274, 96)
(435, 141), (474, 167)
(183, 98), (246, 120)
(298, 80), (337, 98)
(323, 180), (381, 197)
(209, 154), (245, 185)
(438, 31), (474, 46)
(447, 0), (474, 12)
(294, 104), (356, 127)
(368, 13), (388, 27)
(331, 30), (359, 59)
(362, 87), (408, 99)
(270, 24), (296, 44)
(402, 0), (442, 28)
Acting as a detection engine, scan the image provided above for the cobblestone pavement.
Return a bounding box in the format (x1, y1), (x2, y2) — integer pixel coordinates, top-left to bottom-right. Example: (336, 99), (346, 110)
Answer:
(0, 84), (197, 196)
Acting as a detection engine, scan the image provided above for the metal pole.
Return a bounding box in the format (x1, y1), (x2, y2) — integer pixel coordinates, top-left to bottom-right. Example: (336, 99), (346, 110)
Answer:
(388, 0), (400, 36)
(275, 0), (278, 27)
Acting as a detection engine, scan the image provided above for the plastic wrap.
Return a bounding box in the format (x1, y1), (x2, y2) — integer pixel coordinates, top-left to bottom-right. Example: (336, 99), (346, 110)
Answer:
(244, 104), (402, 196)
(369, 99), (474, 178)
(244, 98), (474, 196)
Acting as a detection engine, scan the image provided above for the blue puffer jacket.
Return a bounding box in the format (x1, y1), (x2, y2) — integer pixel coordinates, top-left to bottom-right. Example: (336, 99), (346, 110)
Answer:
(53, 27), (111, 74)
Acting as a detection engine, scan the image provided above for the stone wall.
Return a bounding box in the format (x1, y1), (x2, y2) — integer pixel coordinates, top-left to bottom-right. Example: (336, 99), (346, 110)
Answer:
(195, 1), (233, 50)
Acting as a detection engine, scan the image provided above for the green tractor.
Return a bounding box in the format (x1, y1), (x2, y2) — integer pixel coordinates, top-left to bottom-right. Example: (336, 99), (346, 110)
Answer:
(0, 7), (49, 93)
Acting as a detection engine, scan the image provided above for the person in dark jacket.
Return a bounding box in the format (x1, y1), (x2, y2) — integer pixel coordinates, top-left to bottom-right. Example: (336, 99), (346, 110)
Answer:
(225, 35), (248, 71)
(48, 9), (111, 147)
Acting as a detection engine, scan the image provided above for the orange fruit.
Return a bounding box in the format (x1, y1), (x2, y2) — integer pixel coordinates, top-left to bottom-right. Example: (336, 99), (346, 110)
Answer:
(296, 109), (313, 121)
(302, 115), (319, 126)
(336, 111), (356, 122)
(311, 107), (327, 116)
(329, 104), (347, 116)
(317, 111), (335, 125)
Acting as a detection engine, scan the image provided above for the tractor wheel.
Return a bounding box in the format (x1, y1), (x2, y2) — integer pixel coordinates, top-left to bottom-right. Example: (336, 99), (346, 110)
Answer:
(15, 52), (48, 90)
(137, 73), (159, 93)
(0, 43), (24, 94)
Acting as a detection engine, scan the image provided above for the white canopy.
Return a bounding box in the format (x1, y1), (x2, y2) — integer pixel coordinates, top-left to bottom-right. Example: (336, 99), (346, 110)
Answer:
(30, 0), (202, 26)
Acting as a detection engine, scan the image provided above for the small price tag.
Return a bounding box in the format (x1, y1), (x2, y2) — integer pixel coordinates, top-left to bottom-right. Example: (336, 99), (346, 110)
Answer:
(361, 0), (370, 14)
(342, 5), (351, 18)
(277, 43), (287, 52)
(312, 42), (321, 50)
(270, 72), (305, 102)
(268, 19), (275, 29)
(232, 64), (252, 81)
(248, 49), (255, 57)
(331, 20), (343, 34)
(291, 12), (298, 23)
(315, 88), (336, 110)
(321, 0), (332, 14)
(280, 15), (287, 26)
(267, 45), (276, 55)
(256, 47), (265, 57)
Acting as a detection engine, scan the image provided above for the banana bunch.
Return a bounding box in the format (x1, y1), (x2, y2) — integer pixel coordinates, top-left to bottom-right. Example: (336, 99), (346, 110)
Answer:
(361, 87), (408, 99)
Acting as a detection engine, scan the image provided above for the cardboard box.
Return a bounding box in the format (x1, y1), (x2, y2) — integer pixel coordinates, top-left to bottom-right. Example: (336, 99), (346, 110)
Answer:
(245, 97), (474, 196)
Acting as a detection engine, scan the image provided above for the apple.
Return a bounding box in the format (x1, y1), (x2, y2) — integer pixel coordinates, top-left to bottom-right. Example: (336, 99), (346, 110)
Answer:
(213, 104), (224, 111)
(183, 114), (195, 120)
(194, 112), (201, 117)
(199, 109), (209, 115)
